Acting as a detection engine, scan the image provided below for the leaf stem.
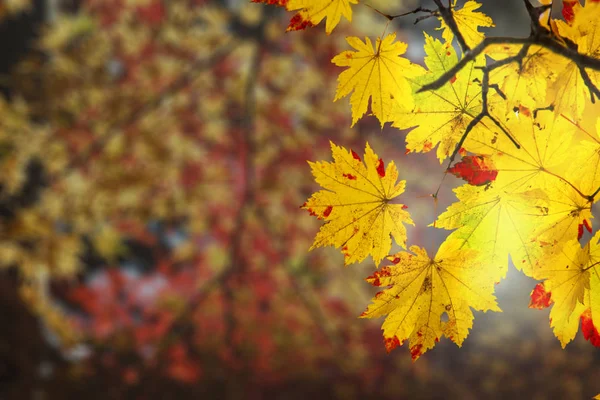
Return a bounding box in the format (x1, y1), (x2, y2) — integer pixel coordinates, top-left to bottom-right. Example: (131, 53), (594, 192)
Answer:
(364, 3), (436, 22)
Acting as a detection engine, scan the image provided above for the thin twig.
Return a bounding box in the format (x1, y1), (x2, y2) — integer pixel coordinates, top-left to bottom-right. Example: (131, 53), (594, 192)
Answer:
(590, 186), (600, 201)
(364, 3), (435, 22)
(433, 0), (470, 53)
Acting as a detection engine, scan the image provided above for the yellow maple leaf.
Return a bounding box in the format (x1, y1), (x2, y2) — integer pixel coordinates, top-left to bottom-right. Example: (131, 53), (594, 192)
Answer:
(550, 2), (600, 118)
(393, 33), (495, 162)
(469, 107), (593, 248)
(437, 109), (588, 276)
(332, 33), (424, 127)
(530, 180), (593, 248)
(361, 238), (500, 360)
(302, 141), (413, 266)
(532, 231), (600, 347)
(437, 0), (494, 49)
(487, 44), (557, 110)
(285, 0), (357, 34)
(436, 185), (548, 279)
(468, 107), (575, 193)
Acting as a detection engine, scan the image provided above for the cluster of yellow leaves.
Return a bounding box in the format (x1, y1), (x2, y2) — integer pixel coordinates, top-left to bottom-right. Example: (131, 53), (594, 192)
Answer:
(297, 0), (600, 360)
(533, 231), (600, 347)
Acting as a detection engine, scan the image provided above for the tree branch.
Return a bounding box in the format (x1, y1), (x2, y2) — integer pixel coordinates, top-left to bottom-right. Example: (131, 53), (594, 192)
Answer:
(419, 34), (600, 94)
(364, 3), (436, 23)
(445, 47), (527, 166)
(433, 0), (470, 53)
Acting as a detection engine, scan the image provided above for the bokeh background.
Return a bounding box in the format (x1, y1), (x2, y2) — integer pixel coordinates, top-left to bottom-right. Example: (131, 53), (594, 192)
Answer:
(0, 0), (599, 399)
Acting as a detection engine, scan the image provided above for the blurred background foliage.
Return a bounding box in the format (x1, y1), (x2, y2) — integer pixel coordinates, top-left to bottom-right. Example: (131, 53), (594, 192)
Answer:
(0, 0), (598, 399)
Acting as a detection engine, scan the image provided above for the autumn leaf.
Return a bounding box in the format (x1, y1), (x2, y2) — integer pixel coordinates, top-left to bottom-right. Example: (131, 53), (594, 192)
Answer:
(332, 33), (424, 127)
(467, 108), (593, 248)
(532, 231), (600, 347)
(487, 44), (556, 110)
(438, 0), (494, 49)
(435, 184), (547, 279)
(287, 0), (358, 34)
(393, 33), (495, 162)
(251, 0), (357, 33)
(468, 107), (574, 192)
(360, 238), (500, 360)
(436, 108), (593, 277)
(302, 141), (413, 266)
(551, 1), (600, 117)
(448, 155), (498, 186)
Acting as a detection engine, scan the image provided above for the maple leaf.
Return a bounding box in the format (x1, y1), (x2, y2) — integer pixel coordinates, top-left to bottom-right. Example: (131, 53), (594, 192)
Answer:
(471, 108), (594, 247)
(437, 109), (589, 276)
(302, 141), (413, 266)
(361, 238), (500, 360)
(550, 1), (600, 117)
(487, 44), (556, 110)
(393, 34), (496, 162)
(286, 0), (358, 34)
(436, 184), (547, 280)
(532, 231), (600, 347)
(332, 33), (424, 127)
(437, 0), (494, 49)
(251, 0), (356, 33)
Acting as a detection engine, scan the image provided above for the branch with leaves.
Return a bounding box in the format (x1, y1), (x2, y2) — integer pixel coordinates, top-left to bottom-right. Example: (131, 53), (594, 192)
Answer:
(255, 0), (600, 363)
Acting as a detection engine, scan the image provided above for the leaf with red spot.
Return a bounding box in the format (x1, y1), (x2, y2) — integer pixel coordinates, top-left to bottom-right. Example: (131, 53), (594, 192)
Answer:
(532, 231), (600, 347)
(287, 12), (314, 32)
(562, 0), (579, 22)
(302, 141), (413, 266)
(361, 239), (500, 360)
(384, 336), (401, 352)
(255, 0), (357, 34)
(448, 155), (498, 186)
(529, 283), (552, 309)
